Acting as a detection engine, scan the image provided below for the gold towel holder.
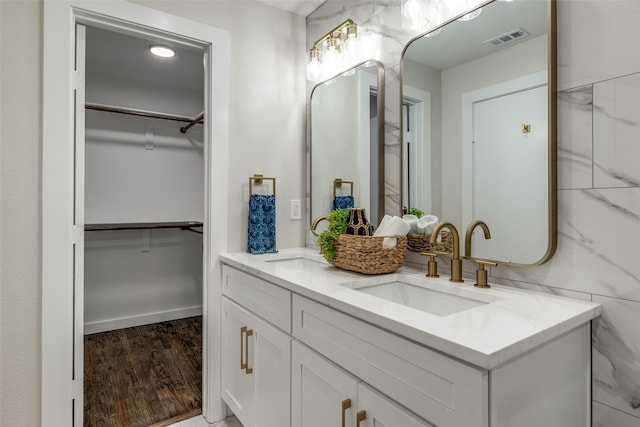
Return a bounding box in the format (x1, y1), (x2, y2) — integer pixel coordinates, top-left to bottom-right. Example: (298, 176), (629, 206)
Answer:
(249, 174), (276, 196)
(333, 178), (353, 200)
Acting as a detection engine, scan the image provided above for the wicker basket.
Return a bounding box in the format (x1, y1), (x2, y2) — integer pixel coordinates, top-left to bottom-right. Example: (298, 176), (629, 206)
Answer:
(331, 234), (407, 275)
(406, 230), (453, 253)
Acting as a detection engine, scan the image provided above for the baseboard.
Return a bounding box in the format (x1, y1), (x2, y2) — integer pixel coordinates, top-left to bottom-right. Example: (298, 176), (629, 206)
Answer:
(84, 306), (203, 335)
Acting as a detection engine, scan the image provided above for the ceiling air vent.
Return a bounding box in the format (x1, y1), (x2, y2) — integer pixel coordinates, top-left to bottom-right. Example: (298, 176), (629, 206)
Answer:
(484, 28), (530, 47)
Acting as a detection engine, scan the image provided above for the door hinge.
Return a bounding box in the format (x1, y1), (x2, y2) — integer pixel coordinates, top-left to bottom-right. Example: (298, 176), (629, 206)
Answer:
(73, 71), (84, 90)
(72, 224), (84, 244)
(72, 378), (83, 399)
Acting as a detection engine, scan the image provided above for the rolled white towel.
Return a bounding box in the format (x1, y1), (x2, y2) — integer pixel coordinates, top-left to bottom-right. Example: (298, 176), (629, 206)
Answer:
(374, 216), (410, 248)
(417, 215), (439, 235)
(402, 214), (419, 234)
(373, 215), (392, 236)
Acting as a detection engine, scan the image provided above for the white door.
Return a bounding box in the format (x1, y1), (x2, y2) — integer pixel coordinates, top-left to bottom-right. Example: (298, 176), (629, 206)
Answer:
(73, 23), (87, 426)
(356, 384), (434, 427)
(291, 341), (359, 427)
(472, 85), (548, 262)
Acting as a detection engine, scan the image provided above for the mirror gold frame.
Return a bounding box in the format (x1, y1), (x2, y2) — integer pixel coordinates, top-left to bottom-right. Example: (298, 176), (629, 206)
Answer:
(309, 60), (386, 234)
(400, 0), (557, 266)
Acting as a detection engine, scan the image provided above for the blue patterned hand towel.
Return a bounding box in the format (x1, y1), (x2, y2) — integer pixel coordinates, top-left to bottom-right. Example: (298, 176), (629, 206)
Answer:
(334, 195), (355, 210)
(248, 194), (277, 254)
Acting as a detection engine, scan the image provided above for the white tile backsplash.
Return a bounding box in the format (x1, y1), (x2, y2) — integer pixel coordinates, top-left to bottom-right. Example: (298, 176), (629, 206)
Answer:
(558, 85), (593, 190)
(593, 401), (640, 427)
(594, 72), (640, 188)
(592, 295), (640, 419)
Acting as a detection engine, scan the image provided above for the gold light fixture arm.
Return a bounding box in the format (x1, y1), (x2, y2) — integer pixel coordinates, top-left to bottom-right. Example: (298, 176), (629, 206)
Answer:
(311, 19), (356, 51)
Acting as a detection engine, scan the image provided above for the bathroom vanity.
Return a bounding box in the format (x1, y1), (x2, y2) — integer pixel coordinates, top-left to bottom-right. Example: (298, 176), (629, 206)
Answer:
(220, 248), (600, 427)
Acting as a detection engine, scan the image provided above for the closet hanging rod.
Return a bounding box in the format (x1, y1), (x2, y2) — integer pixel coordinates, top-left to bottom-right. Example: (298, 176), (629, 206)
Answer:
(84, 221), (203, 232)
(85, 103), (204, 126)
(180, 112), (205, 133)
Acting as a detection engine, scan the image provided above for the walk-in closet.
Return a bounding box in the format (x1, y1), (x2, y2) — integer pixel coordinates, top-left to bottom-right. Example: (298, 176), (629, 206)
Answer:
(82, 25), (205, 427)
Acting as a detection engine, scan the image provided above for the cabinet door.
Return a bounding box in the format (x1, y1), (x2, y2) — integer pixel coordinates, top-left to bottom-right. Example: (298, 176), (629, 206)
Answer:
(253, 310), (291, 427)
(292, 341), (358, 427)
(222, 298), (255, 427)
(356, 384), (435, 427)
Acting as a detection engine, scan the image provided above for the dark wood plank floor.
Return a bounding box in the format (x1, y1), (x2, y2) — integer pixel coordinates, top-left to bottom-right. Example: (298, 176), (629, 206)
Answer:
(84, 316), (202, 427)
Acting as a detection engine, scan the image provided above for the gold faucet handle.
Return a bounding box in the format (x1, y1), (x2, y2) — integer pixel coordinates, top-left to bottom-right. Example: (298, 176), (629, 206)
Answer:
(474, 259), (497, 288)
(433, 250), (450, 256)
(419, 252), (440, 278)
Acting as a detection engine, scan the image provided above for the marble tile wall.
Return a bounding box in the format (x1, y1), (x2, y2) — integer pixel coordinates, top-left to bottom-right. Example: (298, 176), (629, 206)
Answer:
(308, 0), (640, 423)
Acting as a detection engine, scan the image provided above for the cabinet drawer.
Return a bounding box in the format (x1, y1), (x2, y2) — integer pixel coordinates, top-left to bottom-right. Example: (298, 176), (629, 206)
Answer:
(292, 294), (488, 427)
(222, 265), (291, 333)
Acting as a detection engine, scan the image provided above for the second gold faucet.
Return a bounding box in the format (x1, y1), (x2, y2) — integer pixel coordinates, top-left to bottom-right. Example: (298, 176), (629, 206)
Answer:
(428, 222), (463, 282)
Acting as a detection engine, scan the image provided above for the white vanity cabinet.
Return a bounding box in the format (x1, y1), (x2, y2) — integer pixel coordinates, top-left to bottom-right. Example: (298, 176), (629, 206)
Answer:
(221, 266), (292, 427)
(292, 340), (434, 427)
(220, 256), (595, 427)
(292, 294), (487, 427)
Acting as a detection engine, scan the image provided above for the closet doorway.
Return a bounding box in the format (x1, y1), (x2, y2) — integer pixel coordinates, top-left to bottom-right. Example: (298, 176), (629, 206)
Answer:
(82, 25), (205, 426)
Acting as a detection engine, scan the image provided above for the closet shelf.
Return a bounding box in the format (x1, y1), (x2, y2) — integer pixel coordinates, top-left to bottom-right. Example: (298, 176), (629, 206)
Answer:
(84, 221), (203, 232)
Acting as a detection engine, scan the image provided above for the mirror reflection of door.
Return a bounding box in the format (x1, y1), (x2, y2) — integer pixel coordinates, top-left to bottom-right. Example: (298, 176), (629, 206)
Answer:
(402, 88), (432, 216)
(469, 83), (548, 262)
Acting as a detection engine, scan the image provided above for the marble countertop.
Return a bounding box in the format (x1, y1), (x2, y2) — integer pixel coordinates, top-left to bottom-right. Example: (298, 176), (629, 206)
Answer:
(220, 248), (601, 370)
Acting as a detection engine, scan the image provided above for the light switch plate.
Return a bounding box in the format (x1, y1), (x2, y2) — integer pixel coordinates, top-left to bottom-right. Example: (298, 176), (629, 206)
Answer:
(290, 199), (301, 220)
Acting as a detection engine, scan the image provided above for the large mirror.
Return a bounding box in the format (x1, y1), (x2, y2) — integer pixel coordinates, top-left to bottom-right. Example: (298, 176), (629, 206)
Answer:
(310, 61), (385, 234)
(401, 0), (556, 265)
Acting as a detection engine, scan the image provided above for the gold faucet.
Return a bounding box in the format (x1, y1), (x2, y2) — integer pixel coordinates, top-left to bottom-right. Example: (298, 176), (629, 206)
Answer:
(429, 221), (463, 283)
(464, 220), (491, 258)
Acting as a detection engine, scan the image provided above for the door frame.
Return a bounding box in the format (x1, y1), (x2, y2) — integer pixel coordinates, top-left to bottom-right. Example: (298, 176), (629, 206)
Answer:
(42, 1), (230, 424)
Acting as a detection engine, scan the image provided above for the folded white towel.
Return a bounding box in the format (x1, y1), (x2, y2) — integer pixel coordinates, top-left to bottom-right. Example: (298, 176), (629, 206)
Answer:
(417, 215), (439, 235)
(402, 214), (419, 234)
(374, 215), (411, 248)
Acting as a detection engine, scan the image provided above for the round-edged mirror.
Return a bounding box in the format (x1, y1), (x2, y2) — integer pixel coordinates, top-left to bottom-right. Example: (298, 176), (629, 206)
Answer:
(400, 0), (556, 265)
(309, 60), (385, 235)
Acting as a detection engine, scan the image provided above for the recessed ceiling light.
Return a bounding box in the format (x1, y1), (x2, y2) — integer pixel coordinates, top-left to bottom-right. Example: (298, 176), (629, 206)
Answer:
(150, 45), (175, 58)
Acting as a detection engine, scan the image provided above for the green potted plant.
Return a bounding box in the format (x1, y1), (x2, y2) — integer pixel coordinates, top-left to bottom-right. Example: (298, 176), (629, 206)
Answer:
(407, 207), (424, 217)
(317, 208), (350, 263)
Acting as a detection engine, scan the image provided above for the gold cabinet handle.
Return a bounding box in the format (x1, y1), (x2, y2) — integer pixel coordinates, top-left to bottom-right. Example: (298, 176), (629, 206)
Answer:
(245, 328), (253, 374)
(341, 398), (351, 427)
(240, 326), (247, 371)
(356, 410), (366, 426)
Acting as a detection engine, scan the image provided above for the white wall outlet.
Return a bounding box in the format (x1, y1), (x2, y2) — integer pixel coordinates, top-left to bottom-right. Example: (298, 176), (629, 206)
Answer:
(290, 199), (301, 220)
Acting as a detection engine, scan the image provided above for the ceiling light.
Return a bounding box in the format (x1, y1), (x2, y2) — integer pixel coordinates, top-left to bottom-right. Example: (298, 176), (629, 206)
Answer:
(149, 45), (176, 58)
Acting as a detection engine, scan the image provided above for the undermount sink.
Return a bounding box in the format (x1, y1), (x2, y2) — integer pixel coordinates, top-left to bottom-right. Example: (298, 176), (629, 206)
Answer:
(265, 256), (328, 269)
(343, 275), (494, 317)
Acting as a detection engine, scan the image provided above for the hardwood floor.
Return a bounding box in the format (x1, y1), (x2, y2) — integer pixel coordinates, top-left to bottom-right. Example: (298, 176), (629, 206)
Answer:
(84, 317), (202, 427)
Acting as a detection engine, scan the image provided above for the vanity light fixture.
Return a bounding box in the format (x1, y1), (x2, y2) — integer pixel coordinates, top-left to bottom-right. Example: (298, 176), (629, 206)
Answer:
(306, 19), (361, 81)
(149, 45), (176, 58)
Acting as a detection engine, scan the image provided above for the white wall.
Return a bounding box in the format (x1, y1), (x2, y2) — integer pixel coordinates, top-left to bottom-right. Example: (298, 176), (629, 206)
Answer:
(0, 0), (306, 424)
(0, 2), (42, 426)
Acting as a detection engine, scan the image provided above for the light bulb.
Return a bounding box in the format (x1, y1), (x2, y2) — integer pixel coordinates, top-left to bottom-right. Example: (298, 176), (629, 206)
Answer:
(322, 38), (341, 77)
(307, 47), (322, 81)
(307, 58), (321, 81)
(342, 35), (360, 66)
